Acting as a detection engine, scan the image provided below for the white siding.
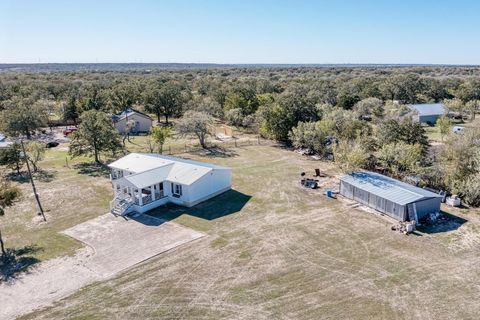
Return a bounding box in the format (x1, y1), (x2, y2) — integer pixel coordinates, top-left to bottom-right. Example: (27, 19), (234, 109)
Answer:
(186, 169), (232, 206)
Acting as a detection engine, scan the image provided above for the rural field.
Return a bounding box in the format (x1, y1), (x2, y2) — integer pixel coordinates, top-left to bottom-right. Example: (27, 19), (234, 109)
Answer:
(6, 143), (479, 320)
(3, 1), (480, 319)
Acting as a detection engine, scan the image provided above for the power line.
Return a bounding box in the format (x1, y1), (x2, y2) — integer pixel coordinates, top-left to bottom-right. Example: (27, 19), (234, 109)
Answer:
(20, 140), (46, 222)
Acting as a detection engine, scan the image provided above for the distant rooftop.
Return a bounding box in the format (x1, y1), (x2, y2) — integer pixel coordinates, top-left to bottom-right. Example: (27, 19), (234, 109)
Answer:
(0, 134), (13, 148)
(408, 103), (446, 116)
(340, 171), (443, 205)
(112, 108), (152, 122)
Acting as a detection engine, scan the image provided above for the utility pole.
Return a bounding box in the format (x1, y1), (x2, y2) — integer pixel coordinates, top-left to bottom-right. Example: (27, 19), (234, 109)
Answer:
(20, 140), (46, 222)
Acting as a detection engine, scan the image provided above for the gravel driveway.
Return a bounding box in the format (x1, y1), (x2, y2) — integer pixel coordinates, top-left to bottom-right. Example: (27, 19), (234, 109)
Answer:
(63, 213), (205, 276)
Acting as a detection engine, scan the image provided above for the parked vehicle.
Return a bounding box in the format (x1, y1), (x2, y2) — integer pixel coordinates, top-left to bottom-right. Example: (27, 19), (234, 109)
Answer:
(46, 141), (60, 148)
(453, 126), (465, 134)
(63, 128), (77, 136)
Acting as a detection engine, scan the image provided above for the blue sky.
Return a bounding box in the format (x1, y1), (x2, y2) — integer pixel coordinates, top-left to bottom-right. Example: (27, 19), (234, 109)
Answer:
(1, 0), (479, 64)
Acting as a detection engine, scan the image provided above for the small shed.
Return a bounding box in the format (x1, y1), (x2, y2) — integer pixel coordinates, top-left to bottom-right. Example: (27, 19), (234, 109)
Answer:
(408, 103), (446, 125)
(112, 108), (153, 134)
(339, 171), (443, 222)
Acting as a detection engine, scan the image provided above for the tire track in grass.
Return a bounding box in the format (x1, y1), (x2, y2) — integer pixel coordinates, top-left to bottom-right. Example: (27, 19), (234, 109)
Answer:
(124, 237), (217, 315)
(264, 205), (398, 315)
(202, 243), (271, 319)
(125, 205), (270, 318)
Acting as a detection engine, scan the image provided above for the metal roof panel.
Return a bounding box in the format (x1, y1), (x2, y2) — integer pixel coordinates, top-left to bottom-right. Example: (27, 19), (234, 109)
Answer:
(340, 171), (442, 205)
(408, 103), (446, 116)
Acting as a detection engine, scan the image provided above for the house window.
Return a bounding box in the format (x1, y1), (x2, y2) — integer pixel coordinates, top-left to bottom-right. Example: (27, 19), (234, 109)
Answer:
(171, 183), (182, 197)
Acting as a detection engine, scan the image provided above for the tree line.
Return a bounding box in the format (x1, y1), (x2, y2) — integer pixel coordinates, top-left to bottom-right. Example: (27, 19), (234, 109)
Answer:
(0, 66), (480, 207)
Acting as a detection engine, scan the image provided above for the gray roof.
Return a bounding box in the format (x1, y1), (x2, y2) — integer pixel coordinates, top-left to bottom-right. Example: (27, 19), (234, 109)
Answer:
(112, 108), (152, 122)
(340, 171), (443, 205)
(109, 153), (230, 187)
(116, 165), (173, 189)
(408, 103), (446, 116)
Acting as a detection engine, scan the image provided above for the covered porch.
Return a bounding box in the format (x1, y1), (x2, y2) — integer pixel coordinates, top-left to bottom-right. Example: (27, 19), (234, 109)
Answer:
(113, 181), (166, 207)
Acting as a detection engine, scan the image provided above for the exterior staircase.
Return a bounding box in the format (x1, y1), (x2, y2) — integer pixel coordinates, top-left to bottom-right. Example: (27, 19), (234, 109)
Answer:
(110, 197), (134, 216)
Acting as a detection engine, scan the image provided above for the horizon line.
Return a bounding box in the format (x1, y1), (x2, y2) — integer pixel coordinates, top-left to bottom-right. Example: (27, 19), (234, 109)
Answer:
(1, 62), (480, 67)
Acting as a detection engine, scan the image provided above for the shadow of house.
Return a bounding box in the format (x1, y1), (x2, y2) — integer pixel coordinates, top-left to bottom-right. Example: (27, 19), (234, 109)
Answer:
(416, 211), (468, 234)
(0, 245), (42, 284)
(126, 213), (166, 226)
(74, 162), (111, 178)
(146, 189), (251, 222)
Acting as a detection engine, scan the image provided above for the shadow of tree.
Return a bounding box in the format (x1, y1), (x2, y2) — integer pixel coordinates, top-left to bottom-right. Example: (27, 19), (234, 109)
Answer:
(185, 147), (239, 158)
(4, 170), (57, 183)
(147, 189), (251, 222)
(74, 162), (110, 178)
(0, 245), (42, 284)
(206, 147), (239, 158)
(417, 211), (468, 234)
(34, 170), (57, 183)
(4, 172), (30, 184)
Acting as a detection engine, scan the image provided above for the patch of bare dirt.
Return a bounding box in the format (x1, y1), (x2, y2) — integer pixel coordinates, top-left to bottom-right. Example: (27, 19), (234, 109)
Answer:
(0, 247), (97, 320)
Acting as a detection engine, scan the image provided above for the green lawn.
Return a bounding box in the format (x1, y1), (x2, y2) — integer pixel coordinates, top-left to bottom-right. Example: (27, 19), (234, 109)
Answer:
(17, 145), (480, 320)
(424, 126), (442, 142)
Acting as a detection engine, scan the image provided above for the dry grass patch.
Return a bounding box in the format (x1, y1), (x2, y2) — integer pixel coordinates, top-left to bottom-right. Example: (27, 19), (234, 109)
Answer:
(1, 144), (112, 264)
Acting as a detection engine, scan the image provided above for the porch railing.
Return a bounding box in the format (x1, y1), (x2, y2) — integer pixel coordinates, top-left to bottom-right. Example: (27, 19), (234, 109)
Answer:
(133, 191), (166, 206)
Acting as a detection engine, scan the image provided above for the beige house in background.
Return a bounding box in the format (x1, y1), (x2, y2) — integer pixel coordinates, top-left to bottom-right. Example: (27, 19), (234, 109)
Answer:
(112, 108), (153, 134)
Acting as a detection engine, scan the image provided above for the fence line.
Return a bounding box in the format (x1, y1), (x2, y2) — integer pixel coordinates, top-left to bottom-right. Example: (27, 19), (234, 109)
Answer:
(163, 137), (277, 155)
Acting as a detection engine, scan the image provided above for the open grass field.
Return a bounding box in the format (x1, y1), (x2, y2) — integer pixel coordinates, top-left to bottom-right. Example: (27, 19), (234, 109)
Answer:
(1, 147), (112, 265)
(10, 144), (480, 320)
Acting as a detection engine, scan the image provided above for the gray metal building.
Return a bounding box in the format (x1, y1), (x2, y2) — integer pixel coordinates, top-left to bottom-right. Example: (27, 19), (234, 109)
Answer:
(339, 171), (443, 221)
(408, 103), (446, 125)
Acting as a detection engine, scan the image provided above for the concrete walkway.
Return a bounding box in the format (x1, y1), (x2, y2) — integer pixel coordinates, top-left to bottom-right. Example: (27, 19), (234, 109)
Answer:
(0, 213), (205, 320)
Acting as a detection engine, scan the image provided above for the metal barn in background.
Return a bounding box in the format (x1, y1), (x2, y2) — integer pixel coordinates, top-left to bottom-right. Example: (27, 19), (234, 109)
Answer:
(339, 171), (443, 222)
(408, 103), (446, 125)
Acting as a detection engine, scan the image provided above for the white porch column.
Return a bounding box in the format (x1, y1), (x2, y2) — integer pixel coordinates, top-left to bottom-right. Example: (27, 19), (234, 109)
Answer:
(138, 188), (143, 206)
(151, 185), (156, 201)
(113, 182), (118, 197)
